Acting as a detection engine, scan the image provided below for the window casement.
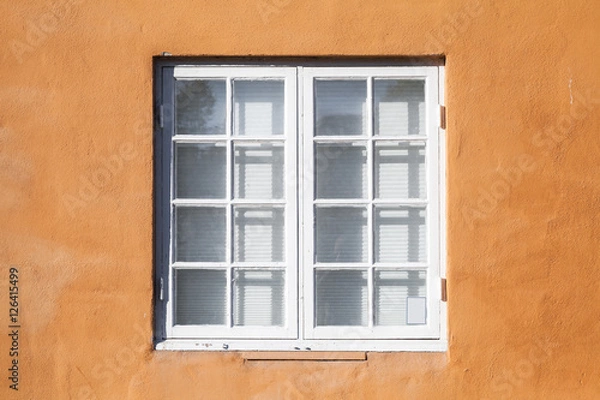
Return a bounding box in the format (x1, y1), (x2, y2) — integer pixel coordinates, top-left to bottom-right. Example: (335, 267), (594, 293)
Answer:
(154, 62), (446, 352)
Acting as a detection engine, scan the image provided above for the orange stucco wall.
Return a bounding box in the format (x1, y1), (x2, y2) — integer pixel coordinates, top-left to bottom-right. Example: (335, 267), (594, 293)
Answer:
(1, 0), (599, 398)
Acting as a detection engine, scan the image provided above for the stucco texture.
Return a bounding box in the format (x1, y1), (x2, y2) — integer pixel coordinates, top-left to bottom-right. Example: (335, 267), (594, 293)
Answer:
(1, 0), (599, 399)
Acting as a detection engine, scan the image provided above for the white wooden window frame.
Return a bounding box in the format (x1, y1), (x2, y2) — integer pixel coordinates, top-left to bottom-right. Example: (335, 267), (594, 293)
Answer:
(155, 63), (447, 352)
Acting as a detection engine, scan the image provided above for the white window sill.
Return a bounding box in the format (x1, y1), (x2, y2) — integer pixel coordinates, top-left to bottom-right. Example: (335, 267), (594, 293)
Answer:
(154, 339), (448, 352)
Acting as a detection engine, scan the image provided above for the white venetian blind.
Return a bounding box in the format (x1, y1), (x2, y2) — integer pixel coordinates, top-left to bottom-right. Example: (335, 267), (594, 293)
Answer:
(374, 80), (425, 136)
(234, 80), (284, 136)
(234, 270), (285, 326)
(374, 270), (427, 326)
(375, 207), (426, 263)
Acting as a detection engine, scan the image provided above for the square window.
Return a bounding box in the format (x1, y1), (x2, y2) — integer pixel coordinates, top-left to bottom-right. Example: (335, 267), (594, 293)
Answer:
(156, 63), (445, 351)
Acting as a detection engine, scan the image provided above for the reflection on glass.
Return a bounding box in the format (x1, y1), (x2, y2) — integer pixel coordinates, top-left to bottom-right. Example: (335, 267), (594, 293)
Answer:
(375, 270), (426, 326)
(176, 143), (227, 199)
(234, 207), (285, 262)
(315, 80), (367, 136)
(374, 80), (425, 136)
(176, 80), (226, 135)
(176, 207), (226, 262)
(375, 142), (426, 199)
(234, 80), (284, 136)
(233, 270), (284, 326)
(234, 143), (284, 199)
(375, 207), (426, 263)
(316, 144), (367, 199)
(176, 269), (227, 325)
(315, 269), (367, 326)
(316, 207), (367, 263)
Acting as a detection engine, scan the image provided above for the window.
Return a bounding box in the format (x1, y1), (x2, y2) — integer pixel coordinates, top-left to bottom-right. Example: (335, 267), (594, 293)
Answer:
(154, 62), (446, 351)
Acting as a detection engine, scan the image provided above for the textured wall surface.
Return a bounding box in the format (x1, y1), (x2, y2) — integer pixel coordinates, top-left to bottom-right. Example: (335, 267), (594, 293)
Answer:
(1, 0), (599, 398)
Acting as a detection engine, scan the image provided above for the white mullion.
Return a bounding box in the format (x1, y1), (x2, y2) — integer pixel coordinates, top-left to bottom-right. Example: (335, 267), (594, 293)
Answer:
(313, 136), (374, 143)
(371, 136), (428, 142)
(173, 135), (228, 143)
(302, 70), (317, 339)
(174, 136), (287, 143)
(282, 67), (299, 339)
(173, 199), (229, 206)
(438, 65), (447, 342)
(230, 200), (287, 206)
(371, 199), (429, 207)
(226, 76), (233, 328)
(296, 66), (305, 342)
(367, 76), (374, 267)
(313, 199), (370, 206)
(372, 262), (429, 269)
(423, 68), (439, 336)
(173, 262), (287, 269)
(366, 77), (374, 329)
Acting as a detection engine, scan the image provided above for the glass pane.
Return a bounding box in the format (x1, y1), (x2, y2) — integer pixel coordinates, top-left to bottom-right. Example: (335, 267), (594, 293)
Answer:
(315, 270), (367, 326)
(234, 207), (284, 262)
(234, 80), (284, 136)
(176, 143), (227, 199)
(316, 144), (367, 199)
(374, 79), (425, 136)
(234, 143), (284, 199)
(234, 270), (284, 326)
(375, 207), (426, 263)
(176, 207), (226, 262)
(176, 269), (226, 325)
(375, 142), (426, 199)
(176, 80), (226, 135)
(375, 270), (426, 326)
(316, 207), (367, 263)
(315, 80), (367, 136)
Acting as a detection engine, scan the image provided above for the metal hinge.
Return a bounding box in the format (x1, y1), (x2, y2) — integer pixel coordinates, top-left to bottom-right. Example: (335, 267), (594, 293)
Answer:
(441, 278), (447, 302)
(159, 277), (164, 301)
(440, 105), (446, 130)
(159, 105), (164, 128)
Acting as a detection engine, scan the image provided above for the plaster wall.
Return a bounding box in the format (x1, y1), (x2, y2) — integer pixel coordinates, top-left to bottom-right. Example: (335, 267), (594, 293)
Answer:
(0, 0), (599, 398)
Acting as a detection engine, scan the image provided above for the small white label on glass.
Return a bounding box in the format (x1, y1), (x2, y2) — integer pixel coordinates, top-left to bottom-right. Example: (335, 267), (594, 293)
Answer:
(406, 297), (427, 325)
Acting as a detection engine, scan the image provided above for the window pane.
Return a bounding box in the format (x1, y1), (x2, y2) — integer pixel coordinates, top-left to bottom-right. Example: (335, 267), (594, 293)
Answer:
(375, 270), (426, 326)
(375, 207), (427, 263)
(315, 270), (367, 326)
(176, 80), (226, 135)
(234, 207), (284, 262)
(315, 80), (367, 136)
(234, 80), (284, 136)
(176, 207), (226, 262)
(374, 80), (425, 136)
(176, 143), (227, 199)
(375, 142), (426, 199)
(234, 143), (284, 199)
(316, 144), (367, 199)
(176, 269), (227, 325)
(234, 270), (284, 326)
(316, 207), (367, 263)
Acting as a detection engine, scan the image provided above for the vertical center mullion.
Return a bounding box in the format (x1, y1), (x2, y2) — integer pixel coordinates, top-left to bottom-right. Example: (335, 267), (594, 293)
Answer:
(366, 77), (374, 328)
(226, 77), (233, 327)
